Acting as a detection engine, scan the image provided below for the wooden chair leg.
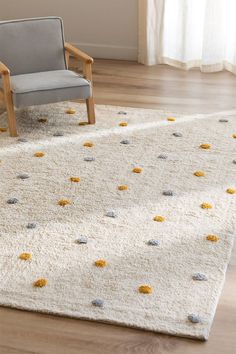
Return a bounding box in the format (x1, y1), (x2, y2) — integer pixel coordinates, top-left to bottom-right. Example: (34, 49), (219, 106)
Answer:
(86, 97), (95, 124)
(4, 90), (17, 137)
(1, 74), (17, 137)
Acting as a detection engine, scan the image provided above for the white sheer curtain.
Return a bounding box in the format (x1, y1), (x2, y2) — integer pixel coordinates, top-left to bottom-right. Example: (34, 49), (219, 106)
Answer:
(138, 0), (236, 73)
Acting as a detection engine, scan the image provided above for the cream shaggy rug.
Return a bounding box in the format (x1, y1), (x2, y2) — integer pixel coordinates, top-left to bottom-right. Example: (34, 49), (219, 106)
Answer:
(0, 103), (235, 340)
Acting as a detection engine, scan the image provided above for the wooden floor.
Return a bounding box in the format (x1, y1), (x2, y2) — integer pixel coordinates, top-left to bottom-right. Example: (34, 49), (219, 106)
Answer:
(90, 59), (236, 113)
(0, 60), (236, 354)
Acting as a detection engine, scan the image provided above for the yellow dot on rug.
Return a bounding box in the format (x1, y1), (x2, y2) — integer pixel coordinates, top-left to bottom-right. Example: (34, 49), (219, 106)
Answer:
(153, 215), (166, 222)
(133, 167), (143, 174)
(200, 202), (213, 209)
(206, 235), (220, 242)
(66, 108), (76, 114)
(119, 122), (128, 127)
(79, 121), (88, 126)
(118, 185), (128, 191)
(19, 253), (32, 261)
(199, 144), (211, 150)
(34, 152), (45, 157)
(194, 171), (205, 177)
(94, 259), (107, 268)
(34, 278), (48, 287)
(70, 177), (81, 183)
(0, 127), (7, 132)
(58, 199), (72, 207)
(233, 134), (236, 139)
(139, 285), (153, 294)
(38, 117), (48, 123)
(83, 142), (94, 148)
(226, 188), (236, 194)
(167, 117), (176, 122)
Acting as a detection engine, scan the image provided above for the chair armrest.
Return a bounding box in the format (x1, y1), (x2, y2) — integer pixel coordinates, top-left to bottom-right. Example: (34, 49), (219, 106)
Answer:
(64, 43), (94, 64)
(0, 61), (10, 76)
(0, 61), (12, 92)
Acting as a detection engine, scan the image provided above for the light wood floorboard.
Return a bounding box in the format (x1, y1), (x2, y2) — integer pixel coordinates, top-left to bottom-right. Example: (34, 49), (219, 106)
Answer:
(0, 60), (236, 354)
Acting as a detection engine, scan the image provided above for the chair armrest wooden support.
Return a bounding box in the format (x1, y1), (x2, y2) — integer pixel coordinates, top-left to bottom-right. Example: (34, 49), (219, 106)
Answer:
(64, 43), (94, 64)
(0, 61), (12, 97)
(0, 61), (17, 136)
(0, 61), (10, 76)
(64, 43), (94, 81)
(64, 43), (95, 125)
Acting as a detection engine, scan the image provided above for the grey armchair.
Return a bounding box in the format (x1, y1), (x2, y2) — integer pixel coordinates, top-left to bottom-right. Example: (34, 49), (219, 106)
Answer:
(0, 17), (95, 137)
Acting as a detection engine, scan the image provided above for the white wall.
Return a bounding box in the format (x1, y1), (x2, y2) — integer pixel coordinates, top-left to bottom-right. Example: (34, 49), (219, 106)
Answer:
(0, 0), (138, 60)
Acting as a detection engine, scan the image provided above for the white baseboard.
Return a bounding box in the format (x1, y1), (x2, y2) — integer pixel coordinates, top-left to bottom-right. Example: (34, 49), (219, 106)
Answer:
(72, 42), (138, 61)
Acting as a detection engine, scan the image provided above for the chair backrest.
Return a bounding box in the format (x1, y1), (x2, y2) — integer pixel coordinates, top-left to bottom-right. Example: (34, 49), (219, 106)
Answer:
(0, 17), (67, 76)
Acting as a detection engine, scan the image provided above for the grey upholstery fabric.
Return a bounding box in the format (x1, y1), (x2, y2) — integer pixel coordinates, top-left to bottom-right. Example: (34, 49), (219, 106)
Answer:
(0, 17), (66, 75)
(9, 70), (91, 108)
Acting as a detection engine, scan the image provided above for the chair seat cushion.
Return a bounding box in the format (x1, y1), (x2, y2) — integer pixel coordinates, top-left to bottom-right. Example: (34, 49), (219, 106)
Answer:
(9, 70), (91, 108)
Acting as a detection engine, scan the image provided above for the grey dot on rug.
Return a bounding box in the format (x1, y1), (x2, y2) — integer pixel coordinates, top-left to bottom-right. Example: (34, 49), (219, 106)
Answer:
(17, 173), (30, 180)
(192, 273), (208, 281)
(17, 138), (28, 143)
(120, 139), (130, 145)
(219, 119), (228, 123)
(76, 236), (88, 244)
(158, 154), (168, 159)
(92, 299), (104, 308)
(188, 314), (202, 324)
(163, 190), (174, 196)
(147, 239), (160, 246)
(53, 132), (64, 137)
(173, 132), (183, 137)
(7, 198), (18, 204)
(27, 223), (37, 229)
(105, 210), (117, 218)
(84, 157), (95, 162)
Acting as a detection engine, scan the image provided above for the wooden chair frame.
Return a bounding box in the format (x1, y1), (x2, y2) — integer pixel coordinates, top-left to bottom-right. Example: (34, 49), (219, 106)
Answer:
(0, 42), (95, 137)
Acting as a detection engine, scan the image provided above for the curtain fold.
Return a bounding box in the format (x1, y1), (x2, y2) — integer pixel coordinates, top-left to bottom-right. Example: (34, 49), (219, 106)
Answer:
(138, 0), (165, 65)
(138, 0), (236, 74)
